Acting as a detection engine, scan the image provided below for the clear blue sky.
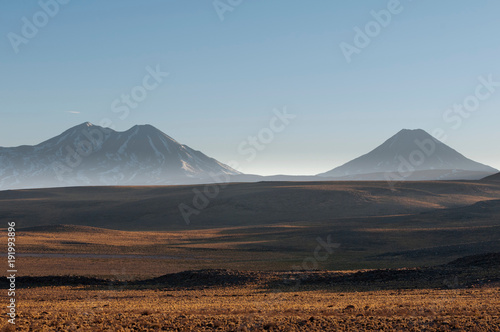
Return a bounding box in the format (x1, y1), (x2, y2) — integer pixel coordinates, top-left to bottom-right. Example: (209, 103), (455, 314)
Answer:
(1, 0), (500, 175)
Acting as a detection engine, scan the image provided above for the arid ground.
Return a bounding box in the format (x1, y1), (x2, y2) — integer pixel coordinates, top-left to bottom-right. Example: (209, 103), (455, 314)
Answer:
(3, 284), (500, 331)
(2, 254), (500, 331)
(2, 179), (500, 330)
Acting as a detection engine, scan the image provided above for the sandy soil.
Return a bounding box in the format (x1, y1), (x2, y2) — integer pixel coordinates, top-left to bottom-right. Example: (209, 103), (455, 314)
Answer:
(3, 286), (499, 331)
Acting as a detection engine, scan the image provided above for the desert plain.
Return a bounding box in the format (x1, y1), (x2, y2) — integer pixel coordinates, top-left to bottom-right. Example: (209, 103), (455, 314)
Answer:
(1, 178), (500, 331)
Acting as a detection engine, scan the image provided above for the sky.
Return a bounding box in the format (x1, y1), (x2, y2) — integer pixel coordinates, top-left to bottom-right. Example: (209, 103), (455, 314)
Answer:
(1, 0), (500, 175)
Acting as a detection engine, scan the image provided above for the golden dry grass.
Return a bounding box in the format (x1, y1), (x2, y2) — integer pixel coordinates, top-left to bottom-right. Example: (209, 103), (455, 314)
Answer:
(2, 285), (499, 331)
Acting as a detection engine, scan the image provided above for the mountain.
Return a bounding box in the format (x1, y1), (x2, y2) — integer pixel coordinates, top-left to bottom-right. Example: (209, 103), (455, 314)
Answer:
(0, 122), (240, 190)
(318, 129), (498, 181)
(1, 125), (496, 190)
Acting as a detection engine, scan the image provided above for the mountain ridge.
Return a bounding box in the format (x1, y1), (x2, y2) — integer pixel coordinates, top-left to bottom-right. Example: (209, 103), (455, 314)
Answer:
(0, 124), (496, 190)
(0, 122), (240, 190)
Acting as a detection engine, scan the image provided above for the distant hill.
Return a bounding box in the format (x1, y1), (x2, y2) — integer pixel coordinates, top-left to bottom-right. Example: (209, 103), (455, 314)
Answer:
(318, 129), (497, 181)
(3, 180), (500, 231)
(0, 122), (240, 190)
(482, 172), (500, 182)
(6, 181), (500, 270)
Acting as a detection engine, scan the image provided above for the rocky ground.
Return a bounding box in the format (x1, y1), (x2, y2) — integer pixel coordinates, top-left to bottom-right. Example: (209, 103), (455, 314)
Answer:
(4, 253), (499, 291)
(1, 253), (499, 331)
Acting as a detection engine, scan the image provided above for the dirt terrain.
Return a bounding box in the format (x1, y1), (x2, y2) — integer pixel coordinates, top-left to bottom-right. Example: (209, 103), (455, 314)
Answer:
(12, 196), (500, 275)
(1, 253), (500, 331)
(2, 180), (500, 231)
(2, 180), (500, 330)
(5, 287), (499, 331)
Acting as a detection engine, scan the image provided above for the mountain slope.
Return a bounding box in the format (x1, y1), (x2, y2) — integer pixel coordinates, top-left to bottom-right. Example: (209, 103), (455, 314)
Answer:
(0, 122), (240, 190)
(318, 129), (497, 180)
(482, 172), (500, 182)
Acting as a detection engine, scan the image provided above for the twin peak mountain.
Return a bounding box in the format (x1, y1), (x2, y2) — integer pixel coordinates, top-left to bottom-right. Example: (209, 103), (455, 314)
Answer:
(0, 123), (497, 189)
